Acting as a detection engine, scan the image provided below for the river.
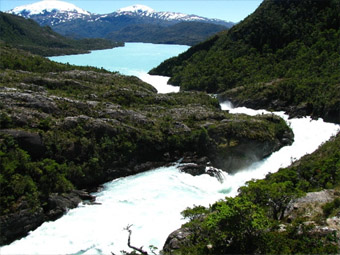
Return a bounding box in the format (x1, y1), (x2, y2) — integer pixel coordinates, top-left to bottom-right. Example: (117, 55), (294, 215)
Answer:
(1, 43), (339, 255)
(49, 42), (189, 93)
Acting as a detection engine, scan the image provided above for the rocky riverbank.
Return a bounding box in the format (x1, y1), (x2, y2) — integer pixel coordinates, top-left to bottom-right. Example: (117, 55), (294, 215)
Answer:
(163, 189), (340, 253)
(218, 81), (340, 124)
(161, 132), (340, 254)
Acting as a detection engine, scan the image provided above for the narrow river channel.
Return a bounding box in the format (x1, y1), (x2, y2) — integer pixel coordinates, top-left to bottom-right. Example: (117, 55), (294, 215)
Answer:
(2, 44), (339, 255)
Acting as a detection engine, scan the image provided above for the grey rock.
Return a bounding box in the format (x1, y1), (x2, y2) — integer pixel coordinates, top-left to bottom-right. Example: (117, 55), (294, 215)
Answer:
(0, 129), (45, 159)
(0, 190), (95, 245)
(0, 207), (45, 245)
(163, 228), (192, 253)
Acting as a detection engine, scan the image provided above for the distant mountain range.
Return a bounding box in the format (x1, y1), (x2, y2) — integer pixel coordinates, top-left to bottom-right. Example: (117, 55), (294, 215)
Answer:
(7, 1), (234, 45)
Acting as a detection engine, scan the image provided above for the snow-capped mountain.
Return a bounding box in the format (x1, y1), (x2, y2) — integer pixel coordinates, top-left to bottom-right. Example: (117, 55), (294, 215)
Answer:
(7, 1), (234, 45)
(8, 2), (231, 27)
(8, 0), (90, 25)
(110, 4), (227, 25)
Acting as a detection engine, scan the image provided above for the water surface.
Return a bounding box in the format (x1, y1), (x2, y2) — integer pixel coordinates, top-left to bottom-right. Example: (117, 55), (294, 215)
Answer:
(50, 43), (189, 93)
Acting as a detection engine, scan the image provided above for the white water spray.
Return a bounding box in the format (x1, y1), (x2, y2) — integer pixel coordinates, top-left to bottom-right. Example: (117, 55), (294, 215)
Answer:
(137, 73), (180, 94)
(220, 101), (339, 196)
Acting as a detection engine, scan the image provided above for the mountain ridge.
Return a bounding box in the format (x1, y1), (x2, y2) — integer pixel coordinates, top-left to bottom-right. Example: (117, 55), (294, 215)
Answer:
(8, 1), (232, 26)
(7, 0), (233, 45)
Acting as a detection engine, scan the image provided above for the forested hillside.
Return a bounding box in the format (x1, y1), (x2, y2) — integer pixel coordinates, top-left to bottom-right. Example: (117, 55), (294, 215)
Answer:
(150, 0), (340, 123)
(106, 21), (228, 46)
(0, 12), (122, 56)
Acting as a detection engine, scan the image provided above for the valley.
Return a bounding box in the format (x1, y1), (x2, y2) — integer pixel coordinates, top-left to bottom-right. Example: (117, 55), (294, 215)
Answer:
(0, 0), (339, 254)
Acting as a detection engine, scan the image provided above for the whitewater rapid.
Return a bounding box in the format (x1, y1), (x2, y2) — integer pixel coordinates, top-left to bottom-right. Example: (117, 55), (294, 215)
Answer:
(137, 73), (180, 93)
(2, 98), (339, 254)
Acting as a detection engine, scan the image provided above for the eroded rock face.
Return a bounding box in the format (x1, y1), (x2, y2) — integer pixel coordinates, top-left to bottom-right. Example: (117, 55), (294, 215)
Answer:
(0, 190), (95, 245)
(284, 189), (336, 221)
(46, 190), (96, 220)
(0, 208), (45, 245)
(0, 89), (58, 113)
(282, 190), (340, 248)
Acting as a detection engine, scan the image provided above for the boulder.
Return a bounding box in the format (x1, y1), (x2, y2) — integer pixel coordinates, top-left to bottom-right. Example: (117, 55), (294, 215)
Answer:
(0, 207), (45, 245)
(0, 190), (95, 245)
(163, 228), (192, 253)
(0, 129), (45, 159)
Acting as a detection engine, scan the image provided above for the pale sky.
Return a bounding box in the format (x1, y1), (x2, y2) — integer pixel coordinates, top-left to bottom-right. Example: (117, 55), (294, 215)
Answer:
(0, 0), (263, 22)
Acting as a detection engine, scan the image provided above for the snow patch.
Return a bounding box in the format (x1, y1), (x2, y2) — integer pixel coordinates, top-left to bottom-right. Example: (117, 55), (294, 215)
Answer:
(117, 4), (154, 14)
(8, 0), (90, 16)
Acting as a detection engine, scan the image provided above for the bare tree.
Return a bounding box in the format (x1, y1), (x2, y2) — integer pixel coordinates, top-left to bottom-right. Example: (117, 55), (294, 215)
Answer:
(124, 224), (149, 255)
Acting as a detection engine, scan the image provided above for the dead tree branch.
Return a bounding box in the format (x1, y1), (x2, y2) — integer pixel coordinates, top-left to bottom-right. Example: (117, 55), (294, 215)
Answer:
(124, 224), (149, 255)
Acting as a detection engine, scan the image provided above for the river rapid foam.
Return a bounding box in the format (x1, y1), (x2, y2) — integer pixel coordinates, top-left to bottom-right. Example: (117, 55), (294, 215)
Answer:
(2, 100), (338, 255)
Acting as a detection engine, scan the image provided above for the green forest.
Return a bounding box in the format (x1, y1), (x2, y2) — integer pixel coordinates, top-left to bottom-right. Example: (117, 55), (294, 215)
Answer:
(150, 0), (340, 123)
(0, 12), (123, 56)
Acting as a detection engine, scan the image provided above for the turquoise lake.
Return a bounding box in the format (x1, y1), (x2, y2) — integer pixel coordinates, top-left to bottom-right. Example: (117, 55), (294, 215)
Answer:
(49, 42), (189, 76)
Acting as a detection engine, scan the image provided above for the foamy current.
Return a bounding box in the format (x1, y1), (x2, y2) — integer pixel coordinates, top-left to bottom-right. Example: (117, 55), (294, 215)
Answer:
(2, 101), (338, 255)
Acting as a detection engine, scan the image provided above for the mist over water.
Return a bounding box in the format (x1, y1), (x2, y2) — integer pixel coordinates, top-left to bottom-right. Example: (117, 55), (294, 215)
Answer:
(3, 46), (339, 254)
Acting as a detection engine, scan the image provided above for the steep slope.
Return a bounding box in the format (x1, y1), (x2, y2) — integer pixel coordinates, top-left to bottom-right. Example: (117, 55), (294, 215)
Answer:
(7, 1), (233, 45)
(106, 21), (228, 46)
(150, 0), (340, 123)
(0, 12), (122, 56)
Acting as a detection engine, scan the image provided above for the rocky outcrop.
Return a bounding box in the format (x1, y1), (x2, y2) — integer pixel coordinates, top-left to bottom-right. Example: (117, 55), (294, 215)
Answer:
(283, 190), (340, 248)
(0, 190), (95, 245)
(204, 114), (294, 173)
(46, 190), (95, 220)
(0, 129), (44, 159)
(163, 228), (192, 253)
(0, 88), (59, 114)
(0, 207), (45, 245)
(219, 93), (340, 124)
(284, 189), (337, 221)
